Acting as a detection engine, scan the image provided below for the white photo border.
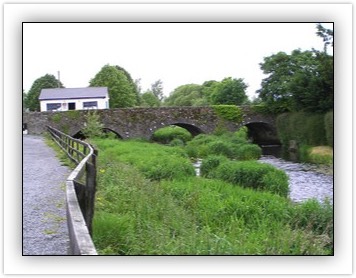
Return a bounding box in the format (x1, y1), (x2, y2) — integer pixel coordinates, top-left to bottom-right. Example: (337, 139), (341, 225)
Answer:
(3, 2), (352, 275)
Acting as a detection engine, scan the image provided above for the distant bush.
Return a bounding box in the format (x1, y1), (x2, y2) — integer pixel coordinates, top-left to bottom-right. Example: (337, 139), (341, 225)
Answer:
(305, 114), (327, 146)
(169, 138), (185, 147)
(212, 161), (289, 197)
(324, 111), (333, 147)
(152, 126), (192, 145)
(82, 110), (104, 139)
(277, 112), (327, 147)
(234, 126), (249, 142)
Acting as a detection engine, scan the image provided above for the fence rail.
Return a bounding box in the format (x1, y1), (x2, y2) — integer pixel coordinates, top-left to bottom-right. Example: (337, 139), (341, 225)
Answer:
(47, 126), (98, 255)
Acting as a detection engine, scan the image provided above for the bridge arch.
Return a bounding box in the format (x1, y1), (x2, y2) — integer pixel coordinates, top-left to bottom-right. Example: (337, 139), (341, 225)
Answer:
(243, 122), (280, 145)
(169, 122), (204, 137)
(149, 122), (204, 141)
(72, 127), (123, 140)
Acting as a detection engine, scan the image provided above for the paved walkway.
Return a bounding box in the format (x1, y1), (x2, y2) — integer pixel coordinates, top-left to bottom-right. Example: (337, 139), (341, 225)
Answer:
(23, 135), (71, 255)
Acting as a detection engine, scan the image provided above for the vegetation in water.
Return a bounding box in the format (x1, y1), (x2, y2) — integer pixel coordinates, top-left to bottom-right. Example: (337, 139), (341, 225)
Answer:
(206, 160), (289, 197)
(185, 128), (261, 160)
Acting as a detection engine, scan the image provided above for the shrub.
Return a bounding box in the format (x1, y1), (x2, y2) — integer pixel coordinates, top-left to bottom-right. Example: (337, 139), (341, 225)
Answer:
(200, 155), (229, 178)
(235, 144), (262, 160)
(185, 134), (218, 158)
(206, 140), (234, 158)
(234, 126), (249, 142)
(276, 113), (291, 147)
(152, 126), (192, 144)
(169, 138), (185, 147)
(276, 112), (328, 148)
(304, 114), (327, 146)
(213, 161), (289, 197)
(82, 110), (104, 139)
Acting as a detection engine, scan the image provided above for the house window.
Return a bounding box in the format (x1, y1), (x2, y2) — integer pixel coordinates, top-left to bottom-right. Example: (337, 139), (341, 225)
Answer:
(46, 103), (61, 111)
(83, 101), (98, 109)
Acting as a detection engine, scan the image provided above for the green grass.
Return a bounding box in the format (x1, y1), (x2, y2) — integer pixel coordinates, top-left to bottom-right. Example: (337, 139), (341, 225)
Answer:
(208, 160), (289, 197)
(91, 138), (333, 255)
(91, 139), (195, 181)
(299, 145), (333, 165)
(185, 131), (262, 160)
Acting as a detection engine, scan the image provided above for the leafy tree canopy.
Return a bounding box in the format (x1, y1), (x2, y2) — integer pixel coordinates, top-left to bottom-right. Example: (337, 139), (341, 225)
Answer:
(210, 77), (248, 105)
(90, 64), (138, 108)
(140, 91), (161, 107)
(316, 23), (334, 52)
(24, 74), (64, 111)
(257, 24), (333, 114)
(151, 79), (164, 101)
(257, 49), (333, 113)
(164, 78), (248, 107)
(164, 84), (207, 106)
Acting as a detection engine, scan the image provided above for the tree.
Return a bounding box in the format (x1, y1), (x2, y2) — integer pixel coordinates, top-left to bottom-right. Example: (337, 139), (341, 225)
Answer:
(257, 24), (333, 114)
(115, 65), (141, 105)
(210, 77), (248, 105)
(164, 84), (206, 106)
(257, 49), (333, 113)
(151, 79), (164, 101)
(316, 23), (334, 53)
(89, 64), (138, 108)
(24, 74), (64, 111)
(140, 91), (161, 107)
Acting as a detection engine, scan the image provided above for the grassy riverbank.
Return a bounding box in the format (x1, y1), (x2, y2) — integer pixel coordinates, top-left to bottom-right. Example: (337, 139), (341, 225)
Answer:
(90, 138), (333, 255)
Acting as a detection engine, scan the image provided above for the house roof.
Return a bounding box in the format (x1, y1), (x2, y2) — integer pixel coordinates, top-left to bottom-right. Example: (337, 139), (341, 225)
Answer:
(39, 87), (108, 100)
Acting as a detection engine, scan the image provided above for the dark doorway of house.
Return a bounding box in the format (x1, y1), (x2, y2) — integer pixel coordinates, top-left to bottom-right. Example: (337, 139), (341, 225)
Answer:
(68, 103), (76, 110)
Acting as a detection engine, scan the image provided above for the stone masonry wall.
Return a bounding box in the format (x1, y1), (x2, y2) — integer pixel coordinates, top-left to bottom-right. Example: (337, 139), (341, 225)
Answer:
(23, 106), (276, 141)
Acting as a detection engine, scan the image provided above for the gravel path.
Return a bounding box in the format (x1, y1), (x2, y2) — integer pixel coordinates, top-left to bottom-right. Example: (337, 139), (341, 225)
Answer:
(23, 135), (71, 255)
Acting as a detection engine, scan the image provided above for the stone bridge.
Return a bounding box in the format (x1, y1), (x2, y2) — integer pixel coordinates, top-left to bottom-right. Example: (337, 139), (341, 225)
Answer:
(23, 106), (280, 145)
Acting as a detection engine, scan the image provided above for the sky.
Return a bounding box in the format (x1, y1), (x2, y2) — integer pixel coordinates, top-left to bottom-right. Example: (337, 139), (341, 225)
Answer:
(23, 22), (333, 100)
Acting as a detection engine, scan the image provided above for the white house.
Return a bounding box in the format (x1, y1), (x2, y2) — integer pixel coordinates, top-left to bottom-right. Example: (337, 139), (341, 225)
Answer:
(39, 87), (109, 112)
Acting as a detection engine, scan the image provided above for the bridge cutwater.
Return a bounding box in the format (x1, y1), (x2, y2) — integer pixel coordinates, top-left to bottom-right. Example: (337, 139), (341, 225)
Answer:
(23, 106), (280, 145)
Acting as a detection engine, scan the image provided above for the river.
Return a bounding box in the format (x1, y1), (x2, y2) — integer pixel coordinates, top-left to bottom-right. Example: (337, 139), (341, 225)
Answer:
(259, 155), (333, 203)
(193, 148), (334, 204)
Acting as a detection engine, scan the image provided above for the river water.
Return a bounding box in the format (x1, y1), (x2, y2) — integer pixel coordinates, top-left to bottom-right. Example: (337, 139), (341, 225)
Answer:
(259, 155), (333, 203)
(193, 149), (333, 204)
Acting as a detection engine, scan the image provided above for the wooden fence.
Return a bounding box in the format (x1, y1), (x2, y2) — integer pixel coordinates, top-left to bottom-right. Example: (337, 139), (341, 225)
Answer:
(47, 126), (98, 255)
